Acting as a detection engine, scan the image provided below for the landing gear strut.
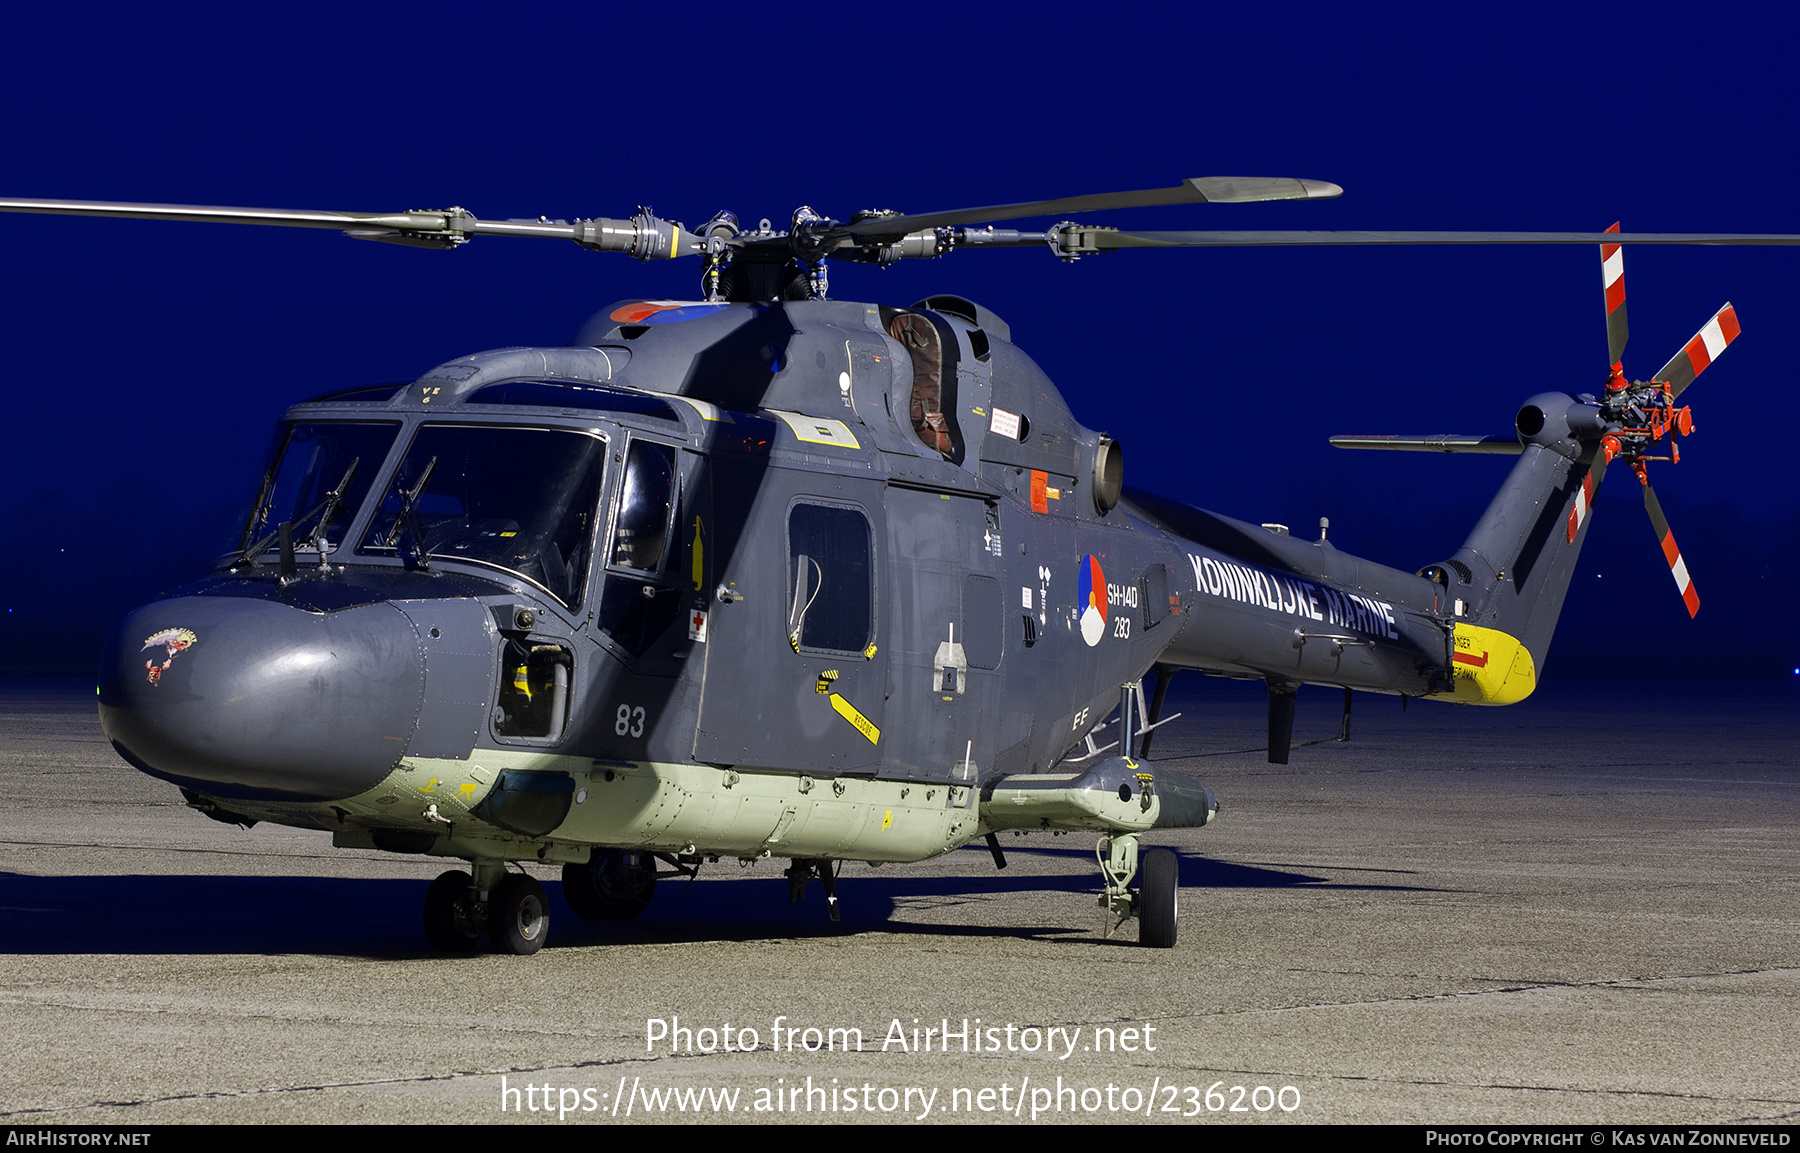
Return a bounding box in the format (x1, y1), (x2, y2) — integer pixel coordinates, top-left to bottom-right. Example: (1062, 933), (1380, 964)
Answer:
(1095, 834), (1179, 949)
(785, 858), (842, 921)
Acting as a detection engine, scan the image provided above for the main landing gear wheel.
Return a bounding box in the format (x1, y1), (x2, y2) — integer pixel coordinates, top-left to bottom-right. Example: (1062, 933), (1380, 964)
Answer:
(1138, 849), (1179, 949)
(423, 870), (483, 952)
(562, 850), (658, 920)
(491, 873), (550, 955)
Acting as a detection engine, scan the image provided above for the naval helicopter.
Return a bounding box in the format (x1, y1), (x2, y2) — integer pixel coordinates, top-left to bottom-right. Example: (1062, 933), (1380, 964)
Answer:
(4, 177), (1794, 954)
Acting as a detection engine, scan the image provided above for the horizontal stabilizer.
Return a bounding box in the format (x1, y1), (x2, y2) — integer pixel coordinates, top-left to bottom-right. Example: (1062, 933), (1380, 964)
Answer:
(1329, 434), (1522, 455)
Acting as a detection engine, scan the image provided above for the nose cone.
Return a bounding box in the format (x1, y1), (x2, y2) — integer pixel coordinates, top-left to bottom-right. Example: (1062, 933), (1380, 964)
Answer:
(100, 597), (426, 802)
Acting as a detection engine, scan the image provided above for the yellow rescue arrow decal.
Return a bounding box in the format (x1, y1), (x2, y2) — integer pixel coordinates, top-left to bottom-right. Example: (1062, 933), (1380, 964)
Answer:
(829, 693), (880, 744)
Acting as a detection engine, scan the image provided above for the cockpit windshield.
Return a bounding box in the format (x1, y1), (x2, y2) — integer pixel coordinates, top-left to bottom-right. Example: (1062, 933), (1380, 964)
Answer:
(240, 422), (400, 555)
(357, 425), (607, 609)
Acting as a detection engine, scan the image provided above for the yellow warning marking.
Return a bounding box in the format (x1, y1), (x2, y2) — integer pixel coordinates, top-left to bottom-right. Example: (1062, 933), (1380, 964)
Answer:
(456, 782), (477, 800)
(881, 810), (892, 829)
(691, 516), (705, 590)
(769, 410), (860, 449)
(863, 643), (877, 659)
(829, 692), (880, 744)
(421, 777), (439, 793)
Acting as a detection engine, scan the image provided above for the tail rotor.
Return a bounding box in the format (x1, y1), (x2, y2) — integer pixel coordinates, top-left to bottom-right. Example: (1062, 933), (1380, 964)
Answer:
(1592, 225), (1736, 619)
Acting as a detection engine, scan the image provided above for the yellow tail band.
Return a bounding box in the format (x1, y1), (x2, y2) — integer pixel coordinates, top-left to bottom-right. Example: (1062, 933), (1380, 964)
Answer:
(1427, 622), (1537, 705)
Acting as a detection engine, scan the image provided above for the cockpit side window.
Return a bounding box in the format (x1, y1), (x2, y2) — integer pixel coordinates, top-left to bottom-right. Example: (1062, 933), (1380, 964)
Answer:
(609, 441), (677, 573)
(596, 440), (683, 659)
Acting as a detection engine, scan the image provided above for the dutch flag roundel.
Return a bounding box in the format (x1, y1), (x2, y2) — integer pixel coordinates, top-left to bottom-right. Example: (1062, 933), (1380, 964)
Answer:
(1079, 555), (1108, 647)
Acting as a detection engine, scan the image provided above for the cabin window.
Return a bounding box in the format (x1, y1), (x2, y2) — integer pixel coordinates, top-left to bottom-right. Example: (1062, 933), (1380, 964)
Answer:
(962, 575), (1004, 669)
(786, 503), (873, 653)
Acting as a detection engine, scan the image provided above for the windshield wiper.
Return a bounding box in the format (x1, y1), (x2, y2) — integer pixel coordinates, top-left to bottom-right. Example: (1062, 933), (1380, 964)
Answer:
(232, 457), (362, 570)
(383, 456), (438, 568)
(302, 457), (359, 564)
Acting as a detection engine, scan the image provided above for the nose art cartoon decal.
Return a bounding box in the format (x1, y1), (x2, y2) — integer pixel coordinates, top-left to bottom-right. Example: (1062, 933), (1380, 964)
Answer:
(141, 628), (197, 685)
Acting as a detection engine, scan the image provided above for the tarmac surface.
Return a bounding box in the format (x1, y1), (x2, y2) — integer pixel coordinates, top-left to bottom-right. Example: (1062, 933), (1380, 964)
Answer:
(0, 675), (1795, 1126)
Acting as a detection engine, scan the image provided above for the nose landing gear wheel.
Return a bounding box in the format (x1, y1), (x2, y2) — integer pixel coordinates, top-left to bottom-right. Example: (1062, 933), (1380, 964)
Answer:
(423, 870), (483, 952)
(562, 850), (658, 920)
(1138, 849), (1179, 949)
(491, 873), (550, 955)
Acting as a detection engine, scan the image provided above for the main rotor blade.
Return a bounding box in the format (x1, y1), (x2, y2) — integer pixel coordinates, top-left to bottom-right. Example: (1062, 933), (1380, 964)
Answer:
(1642, 482), (1700, 618)
(1652, 303), (1740, 400)
(0, 196), (471, 234)
(0, 197), (695, 256)
(837, 176), (1342, 241)
(1089, 229), (1800, 248)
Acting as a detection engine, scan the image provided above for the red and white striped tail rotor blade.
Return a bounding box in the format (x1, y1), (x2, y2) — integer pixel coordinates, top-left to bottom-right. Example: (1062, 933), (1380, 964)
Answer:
(1602, 223), (1629, 370)
(1653, 303), (1740, 399)
(1565, 456), (1608, 544)
(1642, 483), (1700, 618)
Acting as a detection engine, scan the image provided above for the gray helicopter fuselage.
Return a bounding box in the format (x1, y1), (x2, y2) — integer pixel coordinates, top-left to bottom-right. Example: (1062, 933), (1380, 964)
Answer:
(10, 173), (1734, 951)
(97, 296), (1495, 866)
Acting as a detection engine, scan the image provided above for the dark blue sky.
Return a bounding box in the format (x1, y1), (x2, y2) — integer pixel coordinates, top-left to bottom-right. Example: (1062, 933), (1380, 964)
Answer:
(3, 3), (1796, 675)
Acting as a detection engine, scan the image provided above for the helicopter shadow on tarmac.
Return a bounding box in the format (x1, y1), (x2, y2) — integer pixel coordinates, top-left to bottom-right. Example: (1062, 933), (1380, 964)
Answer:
(0, 850), (1445, 957)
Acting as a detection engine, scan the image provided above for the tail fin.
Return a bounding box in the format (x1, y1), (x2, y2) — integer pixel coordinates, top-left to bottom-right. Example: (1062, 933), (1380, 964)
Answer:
(1440, 392), (1607, 680)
